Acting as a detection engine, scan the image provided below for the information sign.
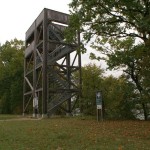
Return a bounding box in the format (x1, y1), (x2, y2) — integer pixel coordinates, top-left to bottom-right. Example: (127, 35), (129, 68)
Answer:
(96, 91), (102, 108)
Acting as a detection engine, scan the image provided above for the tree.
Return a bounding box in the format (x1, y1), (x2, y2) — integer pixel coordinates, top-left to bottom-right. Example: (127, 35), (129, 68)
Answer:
(0, 39), (24, 114)
(78, 64), (104, 115)
(106, 38), (150, 119)
(67, 0), (150, 120)
(102, 75), (136, 119)
(76, 64), (135, 119)
(68, 0), (150, 43)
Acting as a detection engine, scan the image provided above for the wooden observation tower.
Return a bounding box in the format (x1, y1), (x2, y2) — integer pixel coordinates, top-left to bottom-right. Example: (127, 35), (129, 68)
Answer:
(23, 8), (81, 117)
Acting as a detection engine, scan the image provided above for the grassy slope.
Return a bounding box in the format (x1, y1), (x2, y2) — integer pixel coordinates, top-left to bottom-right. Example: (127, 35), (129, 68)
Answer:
(0, 116), (150, 150)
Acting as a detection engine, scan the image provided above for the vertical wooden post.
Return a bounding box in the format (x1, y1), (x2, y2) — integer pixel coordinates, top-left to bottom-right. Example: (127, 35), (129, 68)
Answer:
(77, 30), (82, 112)
(23, 58), (26, 116)
(66, 53), (71, 115)
(42, 8), (48, 117)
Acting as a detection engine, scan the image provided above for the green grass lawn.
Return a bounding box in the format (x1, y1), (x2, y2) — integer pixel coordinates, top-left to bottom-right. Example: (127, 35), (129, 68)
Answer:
(0, 114), (22, 120)
(0, 115), (150, 150)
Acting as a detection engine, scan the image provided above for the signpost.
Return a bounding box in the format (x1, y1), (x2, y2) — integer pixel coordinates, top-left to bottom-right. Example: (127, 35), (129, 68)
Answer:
(96, 91), (103, 121)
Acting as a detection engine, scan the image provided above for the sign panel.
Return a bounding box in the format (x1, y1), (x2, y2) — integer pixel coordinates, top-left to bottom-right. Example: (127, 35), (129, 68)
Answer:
(97, 105), (102, 109)
(33, 97), (38, 108)
(96, 91), (102, 109)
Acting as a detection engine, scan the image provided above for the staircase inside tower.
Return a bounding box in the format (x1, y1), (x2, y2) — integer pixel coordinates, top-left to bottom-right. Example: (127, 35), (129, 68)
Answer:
(47, 23), (79, 115)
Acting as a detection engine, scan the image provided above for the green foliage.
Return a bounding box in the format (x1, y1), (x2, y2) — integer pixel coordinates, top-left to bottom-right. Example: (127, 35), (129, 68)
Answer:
(80, 64), (104, 115)
(0, 39), (24, 114)
(68, 0), (150, 120)
(69, 0), (150, 43)
(106, 38), (150, 119)
(102, 75), (135, 119)
(78, 64), (135, 119)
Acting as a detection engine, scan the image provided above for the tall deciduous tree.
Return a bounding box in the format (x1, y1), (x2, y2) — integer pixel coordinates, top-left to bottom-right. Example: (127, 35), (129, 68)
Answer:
(0, 39), (24, 114)
(102, 75), (135, 119)
(106, 38), (150, 119)
(67, 0), (150, 120)
(79, 64), (104, 115)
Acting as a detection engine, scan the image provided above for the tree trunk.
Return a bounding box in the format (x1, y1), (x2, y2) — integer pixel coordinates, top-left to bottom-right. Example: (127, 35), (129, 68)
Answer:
(128, 67), (148, 120)
(142, 102), (148, 120)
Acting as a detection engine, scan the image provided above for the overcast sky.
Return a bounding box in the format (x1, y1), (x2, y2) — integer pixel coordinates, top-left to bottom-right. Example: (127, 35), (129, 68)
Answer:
(0, 0), (71, 44)
(0, 0), (121, 76)
(0, 0), (99, 65)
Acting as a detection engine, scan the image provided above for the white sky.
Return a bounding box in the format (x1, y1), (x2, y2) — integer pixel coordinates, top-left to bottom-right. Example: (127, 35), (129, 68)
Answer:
(0, 0), (71, 44)
(0, 0), (121, 76)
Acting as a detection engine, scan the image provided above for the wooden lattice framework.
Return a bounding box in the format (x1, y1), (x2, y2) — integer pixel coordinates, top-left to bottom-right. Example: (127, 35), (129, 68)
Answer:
(23, 8), (81, 117)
